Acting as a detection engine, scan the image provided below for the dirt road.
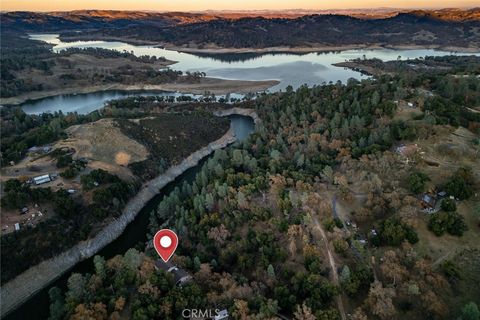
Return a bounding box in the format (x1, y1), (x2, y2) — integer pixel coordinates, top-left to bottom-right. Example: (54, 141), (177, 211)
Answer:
(311, 214), (347, 320)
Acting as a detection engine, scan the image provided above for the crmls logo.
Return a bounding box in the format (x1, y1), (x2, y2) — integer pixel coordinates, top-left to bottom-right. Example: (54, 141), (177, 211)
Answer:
(182, 309), (221, 319)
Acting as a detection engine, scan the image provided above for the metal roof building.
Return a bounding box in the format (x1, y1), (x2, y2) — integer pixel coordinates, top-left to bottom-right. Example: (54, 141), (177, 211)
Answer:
(33, 174), (51, 185)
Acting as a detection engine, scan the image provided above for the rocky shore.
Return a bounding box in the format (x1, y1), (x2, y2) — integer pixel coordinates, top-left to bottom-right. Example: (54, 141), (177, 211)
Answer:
(0, 109), (257, 317)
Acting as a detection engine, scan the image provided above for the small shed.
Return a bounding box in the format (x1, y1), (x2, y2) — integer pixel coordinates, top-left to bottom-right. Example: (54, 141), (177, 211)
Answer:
(437, 191), (447, 198)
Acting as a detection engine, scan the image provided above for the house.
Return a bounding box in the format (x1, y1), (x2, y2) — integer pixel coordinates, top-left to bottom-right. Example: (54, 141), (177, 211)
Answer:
(33, 174), (51, 185)
(14, 223), (20, 231)
(421, 194), (436, 209)
(214, 309), (229, 320)
(20, 207), (29, 215)
(154, 260), (192, 287)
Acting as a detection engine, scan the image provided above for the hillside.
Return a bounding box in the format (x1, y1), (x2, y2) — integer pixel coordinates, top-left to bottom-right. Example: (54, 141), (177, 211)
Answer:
(2, 9), (479, 52)
(51, 10), (479, 51)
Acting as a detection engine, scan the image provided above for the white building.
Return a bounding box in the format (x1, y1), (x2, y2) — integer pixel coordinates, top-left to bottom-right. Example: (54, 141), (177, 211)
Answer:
(33, 174), (51, 185)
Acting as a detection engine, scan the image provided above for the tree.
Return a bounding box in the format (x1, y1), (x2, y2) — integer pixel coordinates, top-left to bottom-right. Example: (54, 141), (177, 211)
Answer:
(294, 303), (316, 320)
(237, 191), (248, 209)
(232, 299), (250, 320)
(375, 217), (418, 246)
(48, 287), (65, 320)
(267, 264), (275, 278)
(258, 299), (279, 318)
(351, 308), (368, 320)
(458, 302), (480, 320)
(322, 166), (334, 184)
(445, 167), (474, 200)
(56, 154), (72, 168)
(66, 273), (86, 303)
(4, 179), (23, 192)
(340, 265), (351, 283)
(428, 211), (467, 236)
(193, 256), (201, 271)
(407, 171), (430, 194)
(367, 281), (396, 320)
(441, 198), (457, 212)
(232, 149), (244, 167)
(93, 255), (106, 280)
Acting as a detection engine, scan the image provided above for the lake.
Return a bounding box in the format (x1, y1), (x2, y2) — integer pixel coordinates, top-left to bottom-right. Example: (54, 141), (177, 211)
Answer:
(19, 34), (478, 115)
(30, 34), (476, 92)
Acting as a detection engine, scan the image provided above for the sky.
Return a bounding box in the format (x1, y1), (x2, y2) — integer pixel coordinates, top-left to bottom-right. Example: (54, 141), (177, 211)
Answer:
(1, 0), (477, 12)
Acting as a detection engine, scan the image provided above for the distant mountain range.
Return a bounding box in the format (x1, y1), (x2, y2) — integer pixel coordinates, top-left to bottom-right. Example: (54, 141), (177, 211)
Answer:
(2, 8), (479, 50)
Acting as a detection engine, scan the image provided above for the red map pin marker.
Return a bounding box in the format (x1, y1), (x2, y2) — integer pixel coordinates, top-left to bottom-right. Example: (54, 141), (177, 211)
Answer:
(153, 229), (178, 262)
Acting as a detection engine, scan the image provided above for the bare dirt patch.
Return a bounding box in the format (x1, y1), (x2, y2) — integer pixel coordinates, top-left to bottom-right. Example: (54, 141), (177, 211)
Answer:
(413, 200), (480, 262)
(417, 127), (480, 185)
(55, 118), (149, 178)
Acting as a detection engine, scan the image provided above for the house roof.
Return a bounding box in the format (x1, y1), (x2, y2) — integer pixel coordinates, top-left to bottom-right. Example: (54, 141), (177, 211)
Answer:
(154, 260), (191, 285)
(33, 174), (50, 181)
(154, 260), (175, 272)
(422, 194), (434, 203)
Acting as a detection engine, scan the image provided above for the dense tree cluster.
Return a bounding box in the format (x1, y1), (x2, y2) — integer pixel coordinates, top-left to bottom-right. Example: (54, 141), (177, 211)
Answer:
(0, 32), (53, 97)
(58, 47), (167, 63)
(371, 217), (419, 246)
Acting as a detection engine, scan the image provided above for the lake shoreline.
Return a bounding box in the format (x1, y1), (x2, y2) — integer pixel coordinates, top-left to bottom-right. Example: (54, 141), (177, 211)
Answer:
(0, 108), (258, 318)
(57, 35), (480, 54)
(0, 78), (279, 106)
(166, 43), (480, 54)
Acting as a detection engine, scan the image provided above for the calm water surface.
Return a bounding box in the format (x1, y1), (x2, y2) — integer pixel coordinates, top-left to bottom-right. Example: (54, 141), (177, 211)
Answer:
(31, 34), (478, 91)
(19, 34), (478, 115)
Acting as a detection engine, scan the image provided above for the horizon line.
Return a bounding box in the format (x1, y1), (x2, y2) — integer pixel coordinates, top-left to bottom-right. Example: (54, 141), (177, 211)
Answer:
(2, 6), (478, 13)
